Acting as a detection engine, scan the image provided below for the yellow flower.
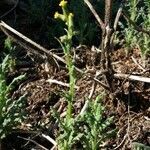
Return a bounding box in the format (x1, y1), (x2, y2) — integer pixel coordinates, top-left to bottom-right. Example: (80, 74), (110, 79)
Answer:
(54, 12), (66, 21)
(69, 13), (74, 17)
(59, 0), (67, 8)
(54, 12), (59, 19)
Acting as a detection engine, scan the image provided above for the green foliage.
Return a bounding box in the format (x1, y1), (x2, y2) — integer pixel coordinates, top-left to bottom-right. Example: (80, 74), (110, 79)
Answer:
(132, 142), (150, 150)
(78, 96), (116, 150)
(54, 0), (76, 121)
(2, 38), (16, 60)
(122, 25), (137, 55)
(121, 0), (150, 61)
(120, 0), (139, 55)
(52, 1), (116, 149)
(52, 108), (82, 150)
(53, 1), (77, 149)
(4, 38), (13, 52)
(0, 46), (26, 139)
(52, 95), (115, 150)
(136, 1), (150, 61)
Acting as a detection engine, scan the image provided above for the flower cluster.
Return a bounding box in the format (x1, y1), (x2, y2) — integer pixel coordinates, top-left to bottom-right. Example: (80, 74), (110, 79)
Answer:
(54, 0), (76, 43)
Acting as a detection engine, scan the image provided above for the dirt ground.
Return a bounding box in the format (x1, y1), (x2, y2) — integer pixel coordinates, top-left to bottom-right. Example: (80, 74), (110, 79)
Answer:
(1, 45), (149, 150)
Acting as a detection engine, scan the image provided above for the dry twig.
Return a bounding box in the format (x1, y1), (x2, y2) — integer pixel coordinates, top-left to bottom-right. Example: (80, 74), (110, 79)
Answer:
(131, 56), (146, 72)
(84, 0), (114, 93)
(46, 79), (79, 89)
(18, 136), (48, 150)
(84, 0), (105, 30)
(111, 4), (123, 47)
(0, 21), (63, 66)
(79, 81), (96, 115)
(114, 134), (128, 150)
(114, 73), (150, 83)
(41, 134), (57, 147)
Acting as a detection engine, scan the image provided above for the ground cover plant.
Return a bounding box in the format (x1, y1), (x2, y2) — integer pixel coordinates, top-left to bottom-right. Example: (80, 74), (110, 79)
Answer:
(0, 39), (26, 146)
(120, 0), (150, 66)
(0, 0), (149, 149)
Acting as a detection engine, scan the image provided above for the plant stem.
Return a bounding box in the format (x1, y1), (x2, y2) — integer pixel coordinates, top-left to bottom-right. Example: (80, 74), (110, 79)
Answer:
(66, 49), (75, 121)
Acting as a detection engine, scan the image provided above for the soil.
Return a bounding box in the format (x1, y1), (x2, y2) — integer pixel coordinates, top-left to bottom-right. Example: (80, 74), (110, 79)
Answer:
(1, 45), (149, 150)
